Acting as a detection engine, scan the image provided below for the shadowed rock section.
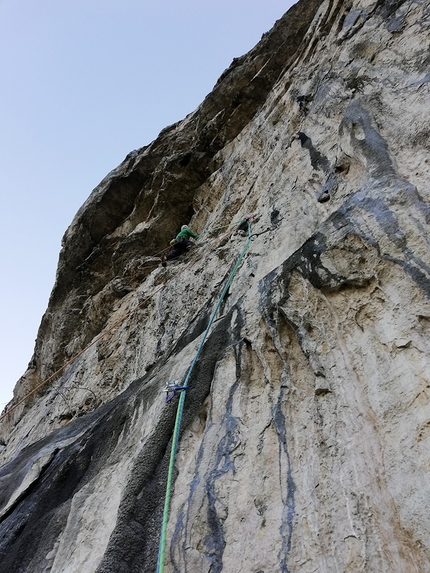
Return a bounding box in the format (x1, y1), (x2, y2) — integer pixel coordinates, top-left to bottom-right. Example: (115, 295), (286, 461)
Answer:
(1, 0), (430, 571)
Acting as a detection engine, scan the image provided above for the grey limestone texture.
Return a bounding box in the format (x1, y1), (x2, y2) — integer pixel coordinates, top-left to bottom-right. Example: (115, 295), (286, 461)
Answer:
(1, 0), (430, 571)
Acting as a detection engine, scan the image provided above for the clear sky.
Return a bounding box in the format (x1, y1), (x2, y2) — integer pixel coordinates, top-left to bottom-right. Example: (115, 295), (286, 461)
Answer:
(0, 0), (298, 409)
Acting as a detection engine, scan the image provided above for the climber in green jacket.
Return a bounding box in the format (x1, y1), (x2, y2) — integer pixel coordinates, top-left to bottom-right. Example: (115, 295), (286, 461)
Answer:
(161, 225), (199, 266)
(175, 226), (199, 242)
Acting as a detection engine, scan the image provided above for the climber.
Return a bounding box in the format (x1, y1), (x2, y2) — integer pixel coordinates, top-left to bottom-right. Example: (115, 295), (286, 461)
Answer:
(161, 225), (199, 266)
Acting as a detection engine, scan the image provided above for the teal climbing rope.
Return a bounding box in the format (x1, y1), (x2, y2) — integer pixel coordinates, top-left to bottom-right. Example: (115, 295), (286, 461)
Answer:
(156, 221), (254, 573)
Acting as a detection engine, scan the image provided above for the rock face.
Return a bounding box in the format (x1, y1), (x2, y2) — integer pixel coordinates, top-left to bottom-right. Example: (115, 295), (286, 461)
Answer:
(1, 0), (430, 571)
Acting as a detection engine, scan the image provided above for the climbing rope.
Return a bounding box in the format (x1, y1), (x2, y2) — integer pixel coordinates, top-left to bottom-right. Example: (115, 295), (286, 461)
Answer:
(156, 221), (254, 573)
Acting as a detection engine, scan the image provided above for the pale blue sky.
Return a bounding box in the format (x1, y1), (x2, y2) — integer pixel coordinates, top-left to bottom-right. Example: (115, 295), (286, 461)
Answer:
(0, 0), (298, 408)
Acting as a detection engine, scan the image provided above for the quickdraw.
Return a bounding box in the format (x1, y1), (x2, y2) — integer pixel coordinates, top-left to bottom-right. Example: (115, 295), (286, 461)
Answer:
(164, 382), (187, 403)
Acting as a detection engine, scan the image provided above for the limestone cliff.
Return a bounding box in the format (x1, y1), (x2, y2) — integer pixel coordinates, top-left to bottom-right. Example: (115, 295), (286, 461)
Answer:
(1, 0), (430, 571)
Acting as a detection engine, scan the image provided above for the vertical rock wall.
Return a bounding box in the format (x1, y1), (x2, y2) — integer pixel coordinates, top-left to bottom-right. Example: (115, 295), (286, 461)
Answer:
(1, 0), (430, 571)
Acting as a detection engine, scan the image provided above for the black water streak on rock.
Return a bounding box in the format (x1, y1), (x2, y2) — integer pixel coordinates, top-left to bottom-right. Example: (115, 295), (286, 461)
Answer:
(271, 207), (281, 226)
(334, 100), (430, 296)
(204, 376), (242, 573)
(258, 278), (300, 571)
(341, 101), (397, 180)
(297, 132), (331, 173)
(290, 187), (430, 297)
(0, 397), (129, 573)
(258, 269), (283, 327)
(274, 233), (355, 294)
(0, 310), (234, 573)
(170, 439), (206, 573)
(379, 0), (409, 19)
(272, 386), (296, 573)
(298, 194), (430, 298)
(297, 132), (339, 202)
(95, 311), (236, 573)
(336, 190), (430, 298)
(382, 249), (430, 298)
(170, 306), (245, 573)
(170, 386), (211, 573)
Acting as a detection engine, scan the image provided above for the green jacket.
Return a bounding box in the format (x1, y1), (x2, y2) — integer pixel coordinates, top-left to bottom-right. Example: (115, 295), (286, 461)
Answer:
(175, 228), (198, 241)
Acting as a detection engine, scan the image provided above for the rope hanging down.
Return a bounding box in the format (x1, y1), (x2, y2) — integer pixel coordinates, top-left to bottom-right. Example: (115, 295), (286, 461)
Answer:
(156, 221), (254, 573)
